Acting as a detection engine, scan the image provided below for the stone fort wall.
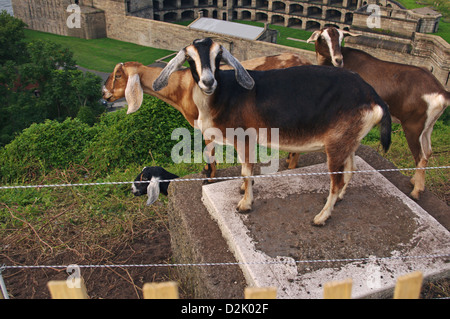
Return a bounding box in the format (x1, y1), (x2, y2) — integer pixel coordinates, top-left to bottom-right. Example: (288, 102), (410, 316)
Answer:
(11, 0), (450, 89)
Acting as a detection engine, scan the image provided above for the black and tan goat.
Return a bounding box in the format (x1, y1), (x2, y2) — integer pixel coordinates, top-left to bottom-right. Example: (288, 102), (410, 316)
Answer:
(102, 53), (311, 180)
(307, 27), (450, 200)
(132, 166), (179, 206)
(153, 38), (392, 226)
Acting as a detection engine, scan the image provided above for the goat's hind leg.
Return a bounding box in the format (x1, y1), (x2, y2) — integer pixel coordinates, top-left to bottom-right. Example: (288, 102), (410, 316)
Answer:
(338, 152), (356, 201)
(313, 153), (348, 226)
(237, 162), (254, 213)
(312, 173), (342, 226)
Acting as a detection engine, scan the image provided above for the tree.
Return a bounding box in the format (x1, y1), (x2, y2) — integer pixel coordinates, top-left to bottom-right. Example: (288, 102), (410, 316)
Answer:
(0, 12), (104, 146)
(0, 10), (27, 64)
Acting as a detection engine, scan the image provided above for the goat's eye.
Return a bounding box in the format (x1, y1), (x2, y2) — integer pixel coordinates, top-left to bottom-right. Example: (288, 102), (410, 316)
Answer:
(115, 74), (121, 79)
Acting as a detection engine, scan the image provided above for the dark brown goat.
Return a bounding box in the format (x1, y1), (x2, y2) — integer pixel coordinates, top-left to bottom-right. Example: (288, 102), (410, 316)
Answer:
(306, 27), (450, 200)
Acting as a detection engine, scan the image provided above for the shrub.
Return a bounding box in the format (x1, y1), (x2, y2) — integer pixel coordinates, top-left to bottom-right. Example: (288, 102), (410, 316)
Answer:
(85, 96), (194, 175)
(0, 118), (94, 182)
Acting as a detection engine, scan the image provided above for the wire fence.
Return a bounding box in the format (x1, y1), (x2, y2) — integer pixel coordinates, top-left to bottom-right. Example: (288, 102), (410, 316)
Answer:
(1, 164), (449, 299)
(0, 165), (449, 190)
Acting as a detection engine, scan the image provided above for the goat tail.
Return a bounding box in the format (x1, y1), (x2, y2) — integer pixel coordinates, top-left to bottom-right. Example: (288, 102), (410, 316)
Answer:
(379, 101), (392, 153)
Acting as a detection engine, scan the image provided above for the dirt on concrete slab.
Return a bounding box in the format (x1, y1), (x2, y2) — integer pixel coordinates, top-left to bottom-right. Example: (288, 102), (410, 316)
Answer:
(168, 145), (450, 298)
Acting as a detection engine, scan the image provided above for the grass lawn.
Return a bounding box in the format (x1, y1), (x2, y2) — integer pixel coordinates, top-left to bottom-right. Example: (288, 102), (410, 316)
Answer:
(24, 29), (175, 73)
(233, 20), (316, 51)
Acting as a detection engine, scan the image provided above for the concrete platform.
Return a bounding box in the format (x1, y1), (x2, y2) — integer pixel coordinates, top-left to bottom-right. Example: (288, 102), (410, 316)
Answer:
(201, 156), (450, 298)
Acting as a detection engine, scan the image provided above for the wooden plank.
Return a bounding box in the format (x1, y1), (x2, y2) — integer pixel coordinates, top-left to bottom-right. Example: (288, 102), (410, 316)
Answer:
(244, 287), (277, 299)
(323, 278), (353, 299)
(393, 271), (423, 299)
(47, 278), (88, 299)
(143, 281), (179, 299)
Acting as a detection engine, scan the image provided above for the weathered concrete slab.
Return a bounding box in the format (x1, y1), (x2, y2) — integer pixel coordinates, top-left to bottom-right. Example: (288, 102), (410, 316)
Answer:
(201, 156), (450, 299)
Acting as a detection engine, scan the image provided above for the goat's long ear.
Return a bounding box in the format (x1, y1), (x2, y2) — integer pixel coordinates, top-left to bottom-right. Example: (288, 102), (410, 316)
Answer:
(221, 46), (255, 90)
(306, 31), (321, 43)
(153, 49), (187, 91)
(125, 73), (143, 114)
(146, 177), (160, 206)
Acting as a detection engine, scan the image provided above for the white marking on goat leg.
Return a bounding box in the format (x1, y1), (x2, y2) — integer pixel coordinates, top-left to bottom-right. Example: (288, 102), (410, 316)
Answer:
(237, 163), (253, 213)
(313, 182), (340, 226)
(410, 93), (447, 199)
(410, 158), (427, 200)
(338, 153), (356, 200)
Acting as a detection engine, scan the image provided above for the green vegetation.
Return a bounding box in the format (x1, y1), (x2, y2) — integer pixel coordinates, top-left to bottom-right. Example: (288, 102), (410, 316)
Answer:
(0, 12), (104, 147)
(24, 29), (175, 73)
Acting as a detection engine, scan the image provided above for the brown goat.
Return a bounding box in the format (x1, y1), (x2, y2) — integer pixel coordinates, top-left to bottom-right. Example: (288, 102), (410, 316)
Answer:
(102, 53), (311, 179)
(306, 27), (450, 200)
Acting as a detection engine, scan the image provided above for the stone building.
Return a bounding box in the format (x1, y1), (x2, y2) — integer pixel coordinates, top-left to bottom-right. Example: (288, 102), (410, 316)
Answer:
(10, 0), (450, 89)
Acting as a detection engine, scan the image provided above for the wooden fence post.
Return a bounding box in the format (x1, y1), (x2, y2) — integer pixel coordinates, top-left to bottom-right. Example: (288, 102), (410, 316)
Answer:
(143, 281), (179, 299)
(244, 287), (277, 299)
(393, 271), (423, 299)
(323, 278), (353, 299)
(47, 278), (88, 299)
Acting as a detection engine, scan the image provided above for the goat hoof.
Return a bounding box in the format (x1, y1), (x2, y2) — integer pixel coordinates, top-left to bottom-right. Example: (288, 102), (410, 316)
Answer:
(312, 214), (329, 226)
(236, 200), (252, 214)
(410, 190), (421, 201)
(236, 207), (252, 214)
(311, 220), (325, 227)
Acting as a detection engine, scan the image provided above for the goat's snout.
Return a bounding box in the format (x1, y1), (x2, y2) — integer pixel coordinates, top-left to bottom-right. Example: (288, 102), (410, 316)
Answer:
(332, 56), (344, 68)
(102, 85), (113, 101)
(199, 73), (217, 95)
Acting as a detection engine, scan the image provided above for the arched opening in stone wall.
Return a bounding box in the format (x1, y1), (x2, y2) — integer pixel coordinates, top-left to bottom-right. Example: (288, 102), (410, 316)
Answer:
(163, 0), (177, 10)
(345, 12), (353, 24)
(289, 4), (303, 15)
(326, 9), (341, 21)
(288, 17), (303, 29)
(256, 12), (268, 22)
(256, 0), (269, 10)
(181, 0), (194, 7)
(242, 10), (252, 20)
(348, 0), (358, 10)
(181, 10), (195, 20)
(307, 6), (322, 19)
(306, 20), (321, 31)
(271, 14), (285, 26)
(272, 1), (286, 13)
(329, 0), (343, 7)
(164, 11), (177, 21)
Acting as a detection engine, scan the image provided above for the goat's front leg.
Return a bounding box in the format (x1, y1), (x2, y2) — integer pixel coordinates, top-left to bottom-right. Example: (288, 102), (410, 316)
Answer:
(237, 162), (254, 213)
(203, 139), (217, 182)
